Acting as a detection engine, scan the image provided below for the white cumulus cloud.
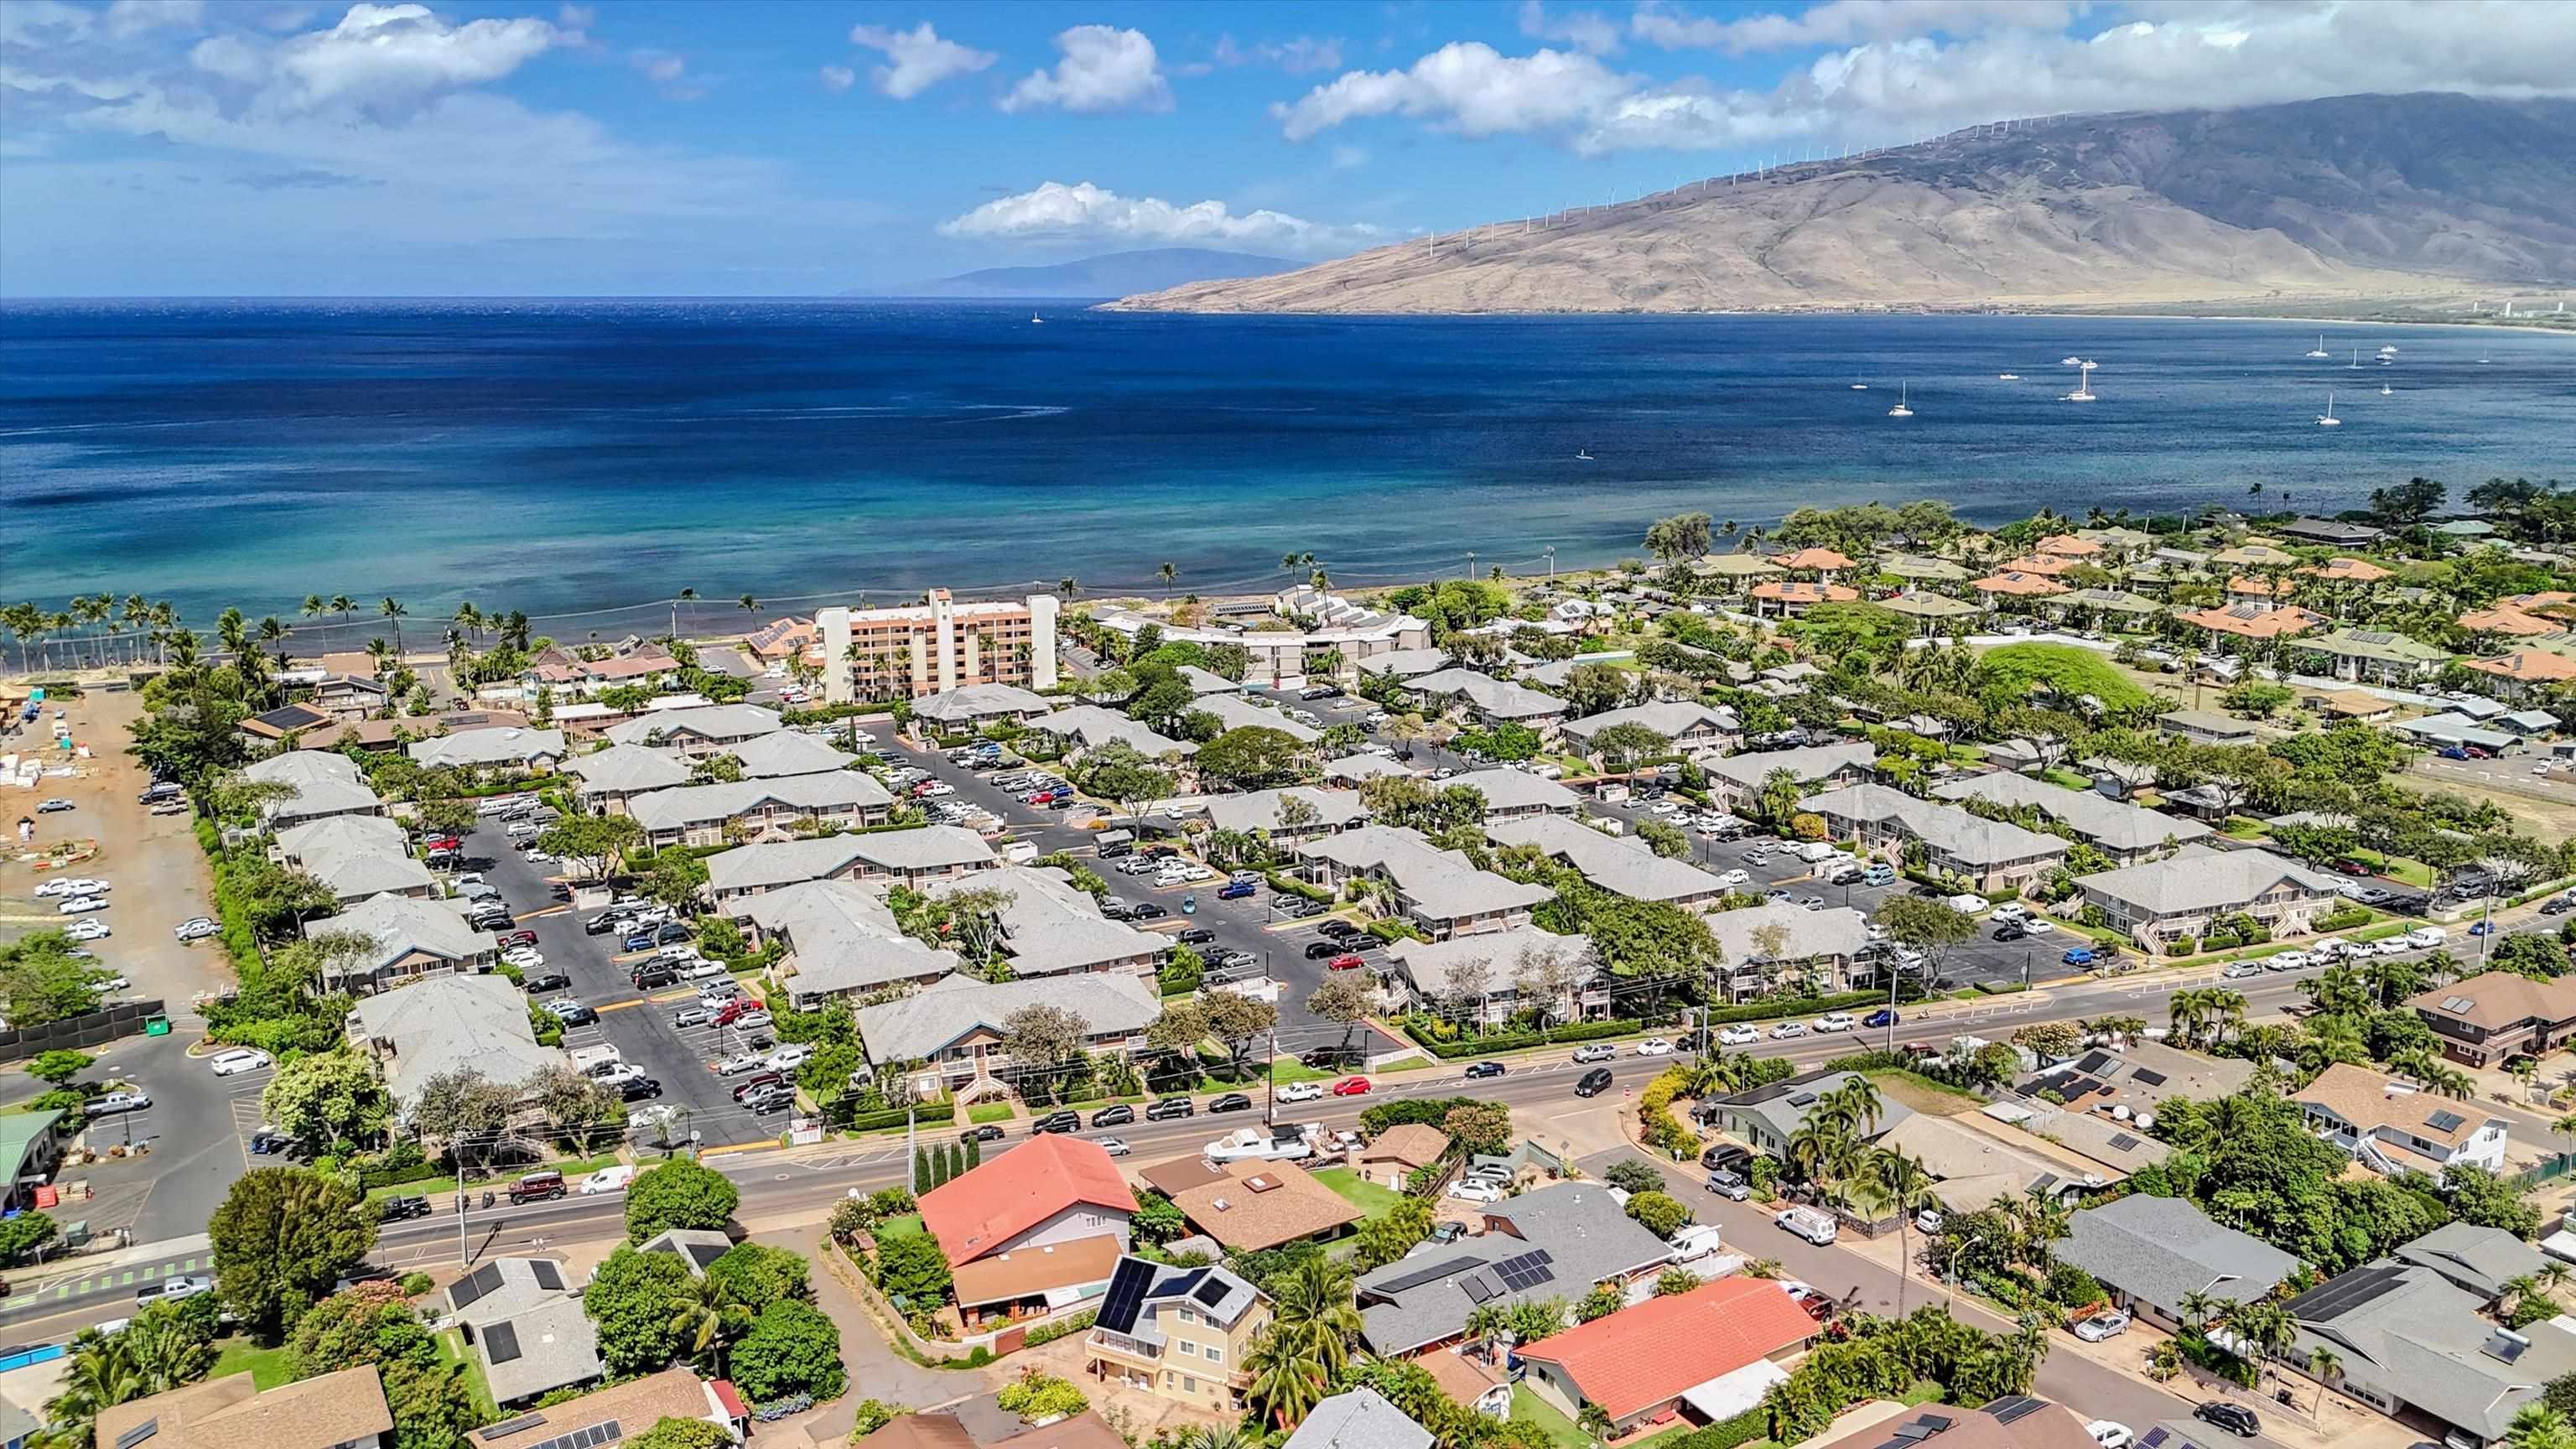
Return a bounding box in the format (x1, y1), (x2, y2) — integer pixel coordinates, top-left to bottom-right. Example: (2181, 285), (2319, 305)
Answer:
(818, 64), (854, 93)
(267, 3), (564, 110)
(105, 0), (205, 41)
(846, 20), (995, 100)
(1000, 25), (1169, 113)
(937, 179), (1377, 255)
(1272, 42), (1628, 141)
(1519, 1), (1624, 56)
(1629, 0), (2077, 55)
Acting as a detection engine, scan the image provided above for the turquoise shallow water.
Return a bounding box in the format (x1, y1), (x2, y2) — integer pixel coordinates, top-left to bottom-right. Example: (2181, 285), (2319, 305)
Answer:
(1, 299), (2567, 638)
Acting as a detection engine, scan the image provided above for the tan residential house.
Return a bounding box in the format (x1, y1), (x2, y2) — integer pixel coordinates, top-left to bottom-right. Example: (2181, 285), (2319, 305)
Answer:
(1086, 1256), (1271, 1417)
(2410, 970), (2576, 1067)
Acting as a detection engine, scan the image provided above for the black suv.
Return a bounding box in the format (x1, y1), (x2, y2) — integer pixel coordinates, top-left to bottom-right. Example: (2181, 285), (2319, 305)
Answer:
(1145, 1097), (1196, 1121)
(1303, 939), (1348, 959)
(378, 1194), (433, 1222)
(618, 1076), (663, 1102)
(631, 965), (678, 989)
(1574, 1067), (1614, 1098)
(551, 1001), (599, 1027)
(655, 921), (693, 944)
(1701, 1143), (1753, 1174)
(744, 1088), (796, 1115)
(1175, 926), (1217, 945)
(959, 1124), (1007, 1144)
(1091, 1104), (1135, 1128)
(1317, 919), (1363, 940)
(1208, 1093), (1253, 1114)
(2191, 1404), (2259, 1439)
(1030, 1111), (1081, 1135)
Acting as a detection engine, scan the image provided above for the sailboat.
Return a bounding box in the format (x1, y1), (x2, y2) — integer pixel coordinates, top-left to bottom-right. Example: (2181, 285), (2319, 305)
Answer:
(2060, 356), (2083, 366)
(1031, 314), (1044, 325)
(2305, 335), (2330, 359)
(1575, 448), (1594, 461)
(2317, 392), (2341, 427)
(2379, 382), (2392, 396)
(2064, 364), (2097, 402)
(1888, 383), (1914, 418)
(1851, 378), (1868, 390)
(2350, 349), (2361, 369)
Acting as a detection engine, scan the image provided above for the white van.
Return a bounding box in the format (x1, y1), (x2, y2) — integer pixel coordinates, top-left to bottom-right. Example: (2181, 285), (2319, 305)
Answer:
(1794, 842), (1837, 864)
(2405, 926), (2449, 950)
(570, 1044), (623, 1072)
(1001, 839), (1040, 865)
(1670, 1223), (1726, 1264)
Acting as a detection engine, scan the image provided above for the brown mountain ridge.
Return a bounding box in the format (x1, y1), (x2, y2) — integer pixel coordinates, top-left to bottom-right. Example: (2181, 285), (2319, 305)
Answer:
(1104, 93), (2576, 315)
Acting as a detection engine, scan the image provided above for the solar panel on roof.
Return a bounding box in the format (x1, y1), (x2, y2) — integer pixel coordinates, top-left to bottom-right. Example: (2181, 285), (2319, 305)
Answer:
(1459, 1273), (1501, 1303)
(453, 1261), (501, 1308)
(531, 1260), (564, 1291)
(2427, 1110), (2466, 1134)
(114, 1422), (158, 1449)
(2107, 1133), (2142, 1152)
(1193, 1278), (1233, 1309)
(687, 1244), (729, 1270)
(1988, 1398), (2044, 1425)
(1493, 1251), (1556, 1292)
(482, 1413), (549, 1441)
(1373, 1256), (1485, 1296)
(521, 1423), (623, 1449)
(2029, 1175), (2058, 1195)
(2442, 996), (2474, 1012)
(1097, 1258), (1157, 1335)
(484, 1322), (523, 1365)
(2131, 1069), (2168, 1088)
(2286, 1264), (2408, 1321)
(2075, 1052), (2115, 1074)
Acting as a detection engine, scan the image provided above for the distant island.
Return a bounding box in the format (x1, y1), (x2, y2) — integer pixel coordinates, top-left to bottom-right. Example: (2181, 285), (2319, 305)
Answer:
(1107, 93), (2576, 317)
(880, 247), (1296, 300)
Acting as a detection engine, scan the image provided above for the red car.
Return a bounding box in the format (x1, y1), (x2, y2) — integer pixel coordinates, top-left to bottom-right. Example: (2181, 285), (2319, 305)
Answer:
(423, 834), (461, 852)
(496, 930), (538, 949)
(1332, 1076), (1372, 1097)
(1024, 789), (1056, 803)
(1327, 953), (1366, 971)
(2330, 859), (2373, 877)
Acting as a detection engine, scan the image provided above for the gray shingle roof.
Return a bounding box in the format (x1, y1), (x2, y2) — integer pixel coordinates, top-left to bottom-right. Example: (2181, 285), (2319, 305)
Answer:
(407, 726), (566, 769)
(705, 826), (995, 893)
(1407, 668), (1565, 721)
(1284, 1390), (1435, 1449)
(350, 974), (566, 1105)
(476, 1295), (602, 1406)
(1197, 693), (1321, 742)
(1384, 926), (1595, 1002)
(1322, 753), (1413, 784)
(1296, 826), (1551, 926)
(563, 743), (692, 795)
(1705, 902), (1870, 963)
(1355, 647), (1453, 679)
(725, 730), (860, 778)
(445, 1255), (575, 1329)
(1930, 772), (2214, 854)
(2050, 1194), (2298, 1320)
(1560, 700), (1741, 745)
(331, 892), (487, 974)
(603, 703), (783, 747)
(927, 866), (1166, 976)
(1800, 782), (2068, 869)
(1704, 743), (1877, 793)
(857, 972), (1160, 1064)
(1354, 1183), (1673, 1355)
(626, 770), (893, 833)
(1446, 767), (1582, 815)
(2075, 847), (2341, 919)
(1713, 1068), (1915, 1146)
(913, 683), (1052, 724)
(2391, 1221), (2550, 1302)
(743, 880), (962, 996)
(1027, 704), (1197, 757)
(2286, 1264), (2576, 1441)
(1204, 787), (1369, 837)
(1486, 813), (1731, 901)
(245, 749), (383, 820)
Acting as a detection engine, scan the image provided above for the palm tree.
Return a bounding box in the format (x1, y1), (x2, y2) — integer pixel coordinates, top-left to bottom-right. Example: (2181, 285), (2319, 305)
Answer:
(2508, 1406), (2576, 1449)
(378, 597), (408, 657)
(667, 1271), (744, 1375)
(1868, 1149), (1940, 1314)
(2307, 1346), (2342, 1415)
(1057, 576), (1080, 602)
(2175, 1288), (2223, 1336)
(257, 615), (290, 665)
(302, 594), (327, 629)
(1158, 562), (1178, 598)
(1578, 1404), (1615, 1440)
(1244, 1323), (1332, 1430)
(330, 593), (356, 632)
(738, 594), (758, 615)
(1462, 1301), (1513, 1365)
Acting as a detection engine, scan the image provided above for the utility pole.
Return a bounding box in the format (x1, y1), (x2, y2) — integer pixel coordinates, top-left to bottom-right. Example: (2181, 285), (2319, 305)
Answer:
(1263, 1020), (1280, 1127)
(456, 1184), (470, 1269)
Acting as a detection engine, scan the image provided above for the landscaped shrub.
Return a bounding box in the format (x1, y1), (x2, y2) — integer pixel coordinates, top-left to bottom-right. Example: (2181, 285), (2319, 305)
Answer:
(1703, 990), (1879, 1025)
(841, 1101), (957, 1133)
(2044, 1262), (2104, 1308)
(2314, 905), (2372, 932)
(1023, 1310), (1095, 1348)
(1398, 1016), (1644, 1059)
(2166, 935), (2198, 955)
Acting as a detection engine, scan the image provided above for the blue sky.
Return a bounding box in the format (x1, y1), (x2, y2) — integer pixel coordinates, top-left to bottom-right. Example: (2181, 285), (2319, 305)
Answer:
(2, 0), (2567, 294)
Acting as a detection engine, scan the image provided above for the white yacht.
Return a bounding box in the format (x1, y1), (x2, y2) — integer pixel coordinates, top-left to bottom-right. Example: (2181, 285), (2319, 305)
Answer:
(2064, 363), (2097, 402)
(2379, 382), (2392, 396)
(2317, 392), (2341, 427)
(2061, 356), (2083, 365)
(1031, 314), (1044, 325)
(1998, 372), (2021, 381)
(1852, 378), (1868, 390)
(2305, 335), (2330, 359)
(1888, 382), (1914, 418)
(1575, 448), (1594, 461)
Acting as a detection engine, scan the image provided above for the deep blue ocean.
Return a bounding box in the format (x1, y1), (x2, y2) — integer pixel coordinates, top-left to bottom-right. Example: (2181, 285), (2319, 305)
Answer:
(2, 299), (2567, 641)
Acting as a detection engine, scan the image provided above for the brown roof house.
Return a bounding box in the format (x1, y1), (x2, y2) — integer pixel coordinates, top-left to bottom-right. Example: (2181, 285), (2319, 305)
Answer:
(1358, 1124), (1451, 1190)
(1171, 1160), (1364, 1253)
(2291, 1062), (2510, 1182)
(465, 1366), (745, 1446)
(2412, 969), (2576, 1068)
(1809, 1398), (2101, 1449)
(96, 1365), (395, 1449)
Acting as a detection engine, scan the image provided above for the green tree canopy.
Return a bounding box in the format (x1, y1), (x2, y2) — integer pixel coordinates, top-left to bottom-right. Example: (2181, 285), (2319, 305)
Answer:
(207, 1166), (377, 1337)
(584, 1245), (695, 1375)
(625, 1160), (740, 1242)
(730, 1299), (847, 1403)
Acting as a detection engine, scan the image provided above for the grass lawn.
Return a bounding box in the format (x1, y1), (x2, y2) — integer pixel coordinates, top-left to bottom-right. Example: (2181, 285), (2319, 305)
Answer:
(877, 1213), (925, 1240)
(210, 1337), (295, 1389)
(1512, 1385), (1593, 1449)
(1867, 1070), (1984, 1117)
(969, 1101), (1015, 1124)
(2038, 767), (2093, 792)
(435, 1328), (501, 1421)
(364, 1150), (625, 1202)
(1311, 1167), (1407, 1221)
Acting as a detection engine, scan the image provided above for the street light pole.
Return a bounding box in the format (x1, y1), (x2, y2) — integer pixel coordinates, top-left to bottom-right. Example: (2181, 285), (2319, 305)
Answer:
(1947, 1234), (1984, 1311)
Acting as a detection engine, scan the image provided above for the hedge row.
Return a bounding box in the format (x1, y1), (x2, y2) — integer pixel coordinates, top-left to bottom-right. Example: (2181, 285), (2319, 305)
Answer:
(360, 1161), (449, 1191)
(1264, 870), (1334, 904)
(1024, 1310), (1096, 1348)
(1703, 989), (1880, 1024)
(1659, 1404), (1769, 1449)
(844, 1101), (958, 1133)
(1400, 1017), (1642, 1059)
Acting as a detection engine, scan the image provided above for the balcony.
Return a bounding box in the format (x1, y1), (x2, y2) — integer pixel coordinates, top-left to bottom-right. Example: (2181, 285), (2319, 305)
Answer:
(1088, 1329), (1163, 1366)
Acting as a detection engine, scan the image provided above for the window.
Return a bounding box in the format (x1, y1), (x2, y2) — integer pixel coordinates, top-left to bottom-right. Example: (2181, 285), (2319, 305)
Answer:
(1177, 1341), (1199, 1358)
(1204, 1346), (1224, 1367)
(1182, 1377), (1199, 1395)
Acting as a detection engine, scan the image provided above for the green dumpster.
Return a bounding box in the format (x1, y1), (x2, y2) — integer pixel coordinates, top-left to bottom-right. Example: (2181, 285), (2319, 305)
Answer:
(143, 1015), (170, 1036)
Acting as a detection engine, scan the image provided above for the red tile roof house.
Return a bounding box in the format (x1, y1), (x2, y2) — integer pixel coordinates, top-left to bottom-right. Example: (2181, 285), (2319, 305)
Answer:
(917, 1134), (1139, 1268)
(1514, 1277), (1821, 1438)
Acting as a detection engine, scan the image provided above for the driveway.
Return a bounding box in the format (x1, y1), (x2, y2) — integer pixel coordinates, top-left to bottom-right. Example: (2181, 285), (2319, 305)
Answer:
(782, 1226), (986, 1429)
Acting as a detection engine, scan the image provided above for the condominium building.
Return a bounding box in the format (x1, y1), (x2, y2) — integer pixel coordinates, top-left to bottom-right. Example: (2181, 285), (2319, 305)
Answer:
(818, 589), (1059, 704)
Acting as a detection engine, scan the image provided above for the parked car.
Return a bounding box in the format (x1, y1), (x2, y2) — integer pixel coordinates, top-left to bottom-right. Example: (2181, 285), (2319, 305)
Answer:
(671, 1006), (714, 1030)
(1218, 881), (1257, 900)
(379, 1194), (434, 1222)
(1446, 1179), (1504, 1204)
(2190, 1404), (2258, 1439)
(1571, 1043), (1618, 1063)
(1717, 1024), (1760, 1046)
(1863, 1008), (1899, 1029)
(1814, 1013), (1857, 1033)
(715, 1052), (766, 1076)
(580, 1166), (637, 1196)
(2085, 1422), (2133, 1449)
(1175, 927), (1216, 945)
(1701, 1144), (1753, 1174)
(208, 1048), (272, 1077)
(1769, 1021), (1809, 1040)
(1276, 1081), (1325, 1104)
(730, 1072), (783, 1101)
(618, 1075), (663, 1102)
(2060, 947), (2096, 966)
(507, 1171), (568, 1203)
(1091, 1104), (1135, 1128)
(65, 919), (111, 942)
(549, 1000), (598, 1027)
(1327, 953), (1366, 971)
(1705, 1169), (1752, 1201)
(136, 1275), (214, 1304)
(2074, 1309), (2132, 1343)
(91, 1090), (151, 1114)
(765, 1044), (813, 1072)
(1145, 1096), (1196, 1121)
(2221, 960), (2266, 979)
(174, 916), (220, 941)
